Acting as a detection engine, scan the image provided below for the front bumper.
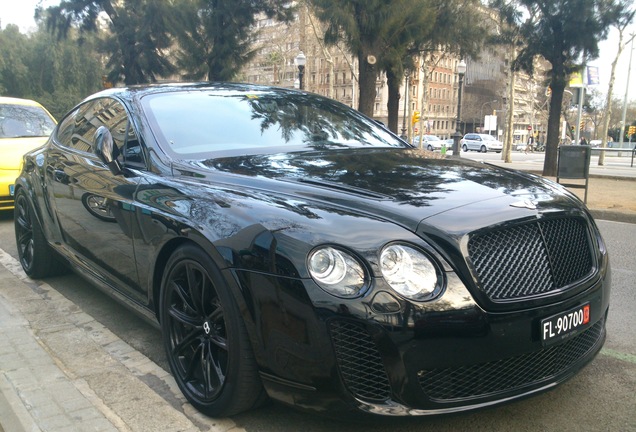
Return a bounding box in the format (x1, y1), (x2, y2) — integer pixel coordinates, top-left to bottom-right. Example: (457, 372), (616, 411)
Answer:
(0, 169), (19, 210)
(250, 266), (609, 416)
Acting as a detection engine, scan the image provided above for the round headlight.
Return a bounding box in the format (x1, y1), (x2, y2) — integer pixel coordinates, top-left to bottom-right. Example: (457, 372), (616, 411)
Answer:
(380, 244), (439, 300)
(308, 247), (366, 298)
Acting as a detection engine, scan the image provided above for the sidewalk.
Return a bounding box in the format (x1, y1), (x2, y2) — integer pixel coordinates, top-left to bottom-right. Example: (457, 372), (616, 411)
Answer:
(0, 250), (238, 432)
(0, 154), (634, 432)
(484, 152), (636, 224)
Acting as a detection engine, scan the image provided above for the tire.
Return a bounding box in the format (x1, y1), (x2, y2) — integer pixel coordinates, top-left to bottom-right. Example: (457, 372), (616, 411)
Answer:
(14, 191), (64, 278)
(160, 244), (265, 416)
(427, 144), (433, 151)
(480, 145), (487, 153)
(462, 144), (468, 152)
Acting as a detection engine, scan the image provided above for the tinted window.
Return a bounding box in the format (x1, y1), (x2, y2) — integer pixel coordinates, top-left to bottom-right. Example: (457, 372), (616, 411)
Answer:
(142, 90), (406, 158)
(56, 98), (143, 165)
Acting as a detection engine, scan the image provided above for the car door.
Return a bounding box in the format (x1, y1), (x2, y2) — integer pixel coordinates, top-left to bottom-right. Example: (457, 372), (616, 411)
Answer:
(46, 97), (146, 301)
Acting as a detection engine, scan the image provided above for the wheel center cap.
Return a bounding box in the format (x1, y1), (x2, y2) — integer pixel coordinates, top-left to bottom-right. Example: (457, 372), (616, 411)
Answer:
(203, 321), (211, 335)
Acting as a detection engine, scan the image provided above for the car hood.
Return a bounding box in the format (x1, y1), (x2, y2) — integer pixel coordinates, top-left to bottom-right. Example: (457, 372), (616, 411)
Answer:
(179, 148), (581, 232)
(0, 137), (48, 170)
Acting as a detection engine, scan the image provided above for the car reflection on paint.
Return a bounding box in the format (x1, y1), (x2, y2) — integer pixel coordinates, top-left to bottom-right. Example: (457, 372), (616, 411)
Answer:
(14, 83), (610, 418)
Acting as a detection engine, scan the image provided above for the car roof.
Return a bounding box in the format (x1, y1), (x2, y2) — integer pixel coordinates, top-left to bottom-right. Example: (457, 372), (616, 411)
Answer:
(82, 82), (302, 104)
(0, 96), (46, 107)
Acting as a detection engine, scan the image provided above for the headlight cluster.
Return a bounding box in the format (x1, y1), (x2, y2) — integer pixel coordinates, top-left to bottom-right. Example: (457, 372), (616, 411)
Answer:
(307, 243), (441, 301)
(379, 244), (439, 301)
(308, 247), (366, 298)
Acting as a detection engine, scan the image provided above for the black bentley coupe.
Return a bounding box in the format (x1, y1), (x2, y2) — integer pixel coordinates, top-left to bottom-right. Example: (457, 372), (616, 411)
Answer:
(14, 83), (610, 417)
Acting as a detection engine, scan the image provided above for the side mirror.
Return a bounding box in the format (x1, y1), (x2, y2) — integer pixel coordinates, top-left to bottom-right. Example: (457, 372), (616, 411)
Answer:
(94, 126), (123, 176)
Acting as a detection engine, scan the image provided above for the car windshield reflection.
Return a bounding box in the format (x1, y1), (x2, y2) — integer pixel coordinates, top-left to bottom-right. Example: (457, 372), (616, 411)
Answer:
(0, 104), (56, 138)
(143, 90), (406, 158)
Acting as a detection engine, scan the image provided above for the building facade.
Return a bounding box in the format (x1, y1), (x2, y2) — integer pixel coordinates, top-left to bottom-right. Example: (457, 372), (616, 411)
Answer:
(239, 5), (548, 145)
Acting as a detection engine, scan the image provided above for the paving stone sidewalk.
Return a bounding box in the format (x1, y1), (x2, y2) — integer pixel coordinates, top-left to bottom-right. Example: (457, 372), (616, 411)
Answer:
(0, 250), (238, 432)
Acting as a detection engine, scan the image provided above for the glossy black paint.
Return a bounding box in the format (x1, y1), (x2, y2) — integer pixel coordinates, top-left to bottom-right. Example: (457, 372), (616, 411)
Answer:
(15, 83), (610, 416)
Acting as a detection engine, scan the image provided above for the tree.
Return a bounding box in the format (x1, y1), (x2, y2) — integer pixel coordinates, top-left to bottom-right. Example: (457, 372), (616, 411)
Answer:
(310, 0), (485, 133)
(41, 0), (178, 85)
(597, 4), (635, 165)
(173, 0), (294, 81)
(490, 0), (526, 163)
(0, 24), (103, 119)
(510, 0), (628, 176)
(0, 25), (32, 97)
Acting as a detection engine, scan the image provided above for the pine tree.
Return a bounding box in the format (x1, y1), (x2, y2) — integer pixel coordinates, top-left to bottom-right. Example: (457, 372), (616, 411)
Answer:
(506, 0), (629, 176)
(173, 0), (293, 81)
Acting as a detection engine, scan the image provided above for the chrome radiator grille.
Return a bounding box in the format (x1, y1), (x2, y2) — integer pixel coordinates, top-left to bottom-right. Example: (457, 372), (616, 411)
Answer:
(468, 217), (594, 301)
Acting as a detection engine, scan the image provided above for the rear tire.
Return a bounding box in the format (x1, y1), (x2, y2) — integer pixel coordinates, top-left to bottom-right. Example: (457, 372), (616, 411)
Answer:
(14, 191), (64, 278)
(160, 244), (265, 416)
(462, 144), (468, 152)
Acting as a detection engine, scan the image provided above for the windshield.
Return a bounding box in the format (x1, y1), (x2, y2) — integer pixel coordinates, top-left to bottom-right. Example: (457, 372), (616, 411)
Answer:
(142, 90), (407, 158)
(0, 104), (56, 138)
(482, 135), (497, 141)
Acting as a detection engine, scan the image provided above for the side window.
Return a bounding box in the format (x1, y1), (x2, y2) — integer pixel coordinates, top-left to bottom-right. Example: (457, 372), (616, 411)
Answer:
(55, 100), (105, 153)
(55, 108), (80, 147)
(95, 99), (144, 167)
(54, 98), (145, 168)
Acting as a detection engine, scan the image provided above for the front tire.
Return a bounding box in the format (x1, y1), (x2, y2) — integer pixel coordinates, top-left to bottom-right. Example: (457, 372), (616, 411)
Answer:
(480, 145), (487, 153)
(14, 191), (63, 278)
(160, 244), (265, 416)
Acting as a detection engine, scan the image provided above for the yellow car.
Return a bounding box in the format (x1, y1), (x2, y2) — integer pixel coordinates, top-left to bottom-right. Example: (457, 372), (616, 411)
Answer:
(0, 96), (56, 210)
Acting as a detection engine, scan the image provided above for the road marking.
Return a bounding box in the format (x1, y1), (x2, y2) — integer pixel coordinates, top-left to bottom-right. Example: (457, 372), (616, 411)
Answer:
(600, 348), (636, 365)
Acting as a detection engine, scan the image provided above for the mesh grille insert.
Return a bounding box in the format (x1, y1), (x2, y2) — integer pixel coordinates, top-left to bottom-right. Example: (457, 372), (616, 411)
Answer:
(468, 218), (594, 301)
(329, 320), (391, 401)
(418, 319), (604, 401)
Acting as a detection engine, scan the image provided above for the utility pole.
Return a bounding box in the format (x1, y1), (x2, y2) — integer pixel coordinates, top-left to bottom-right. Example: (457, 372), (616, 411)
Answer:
(618, 35), (634, 149)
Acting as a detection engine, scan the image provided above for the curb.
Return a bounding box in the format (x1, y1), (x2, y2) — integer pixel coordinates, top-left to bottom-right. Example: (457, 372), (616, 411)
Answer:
(0, 249), (241, 432)
(589, 209), (636, 225)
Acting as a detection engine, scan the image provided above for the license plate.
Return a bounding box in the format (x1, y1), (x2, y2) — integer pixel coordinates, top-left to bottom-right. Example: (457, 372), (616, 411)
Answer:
(9, 184), (14, 196)
(541, 303), (590, 344)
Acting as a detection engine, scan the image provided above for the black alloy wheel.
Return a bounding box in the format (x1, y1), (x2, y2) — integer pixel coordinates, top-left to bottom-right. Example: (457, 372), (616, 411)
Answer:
(160, 244), (265, 416)
(14, 191), (60, 278)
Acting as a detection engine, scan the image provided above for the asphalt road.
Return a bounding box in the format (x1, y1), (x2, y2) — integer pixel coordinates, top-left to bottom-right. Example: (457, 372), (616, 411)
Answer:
(0, 211), (634, 431)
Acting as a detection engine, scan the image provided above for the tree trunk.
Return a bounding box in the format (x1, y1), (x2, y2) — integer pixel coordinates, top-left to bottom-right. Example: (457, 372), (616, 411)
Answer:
(598, 32), (628, 166)
(503, 60), (515, 163)
(543, 81), (565, 177)
(386, 69), (400, 134)
(357, 50), (377, 117)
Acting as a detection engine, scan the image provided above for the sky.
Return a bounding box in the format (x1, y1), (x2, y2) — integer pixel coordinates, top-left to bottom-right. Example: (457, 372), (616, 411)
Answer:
(1, 0), (635, 103)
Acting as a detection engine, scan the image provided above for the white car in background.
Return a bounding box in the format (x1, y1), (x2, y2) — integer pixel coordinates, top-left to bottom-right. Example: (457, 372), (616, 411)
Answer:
(461, 133), (503, 153)
(413, 135), (446, 151)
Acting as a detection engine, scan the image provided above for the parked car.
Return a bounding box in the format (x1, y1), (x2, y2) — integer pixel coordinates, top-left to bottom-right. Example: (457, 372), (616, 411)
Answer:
(461, 133), (503, 153)
(0, 96), (56, 210)
(413, 134), (446, 151)
(14, 83), (610, 417)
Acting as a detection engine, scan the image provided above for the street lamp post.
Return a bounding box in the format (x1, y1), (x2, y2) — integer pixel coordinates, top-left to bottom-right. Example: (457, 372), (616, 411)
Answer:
(453, 59), (467, 157)
(295, 51), (306, 90)
(400, 69), (410, 140)
(480, 99), (497, 134)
